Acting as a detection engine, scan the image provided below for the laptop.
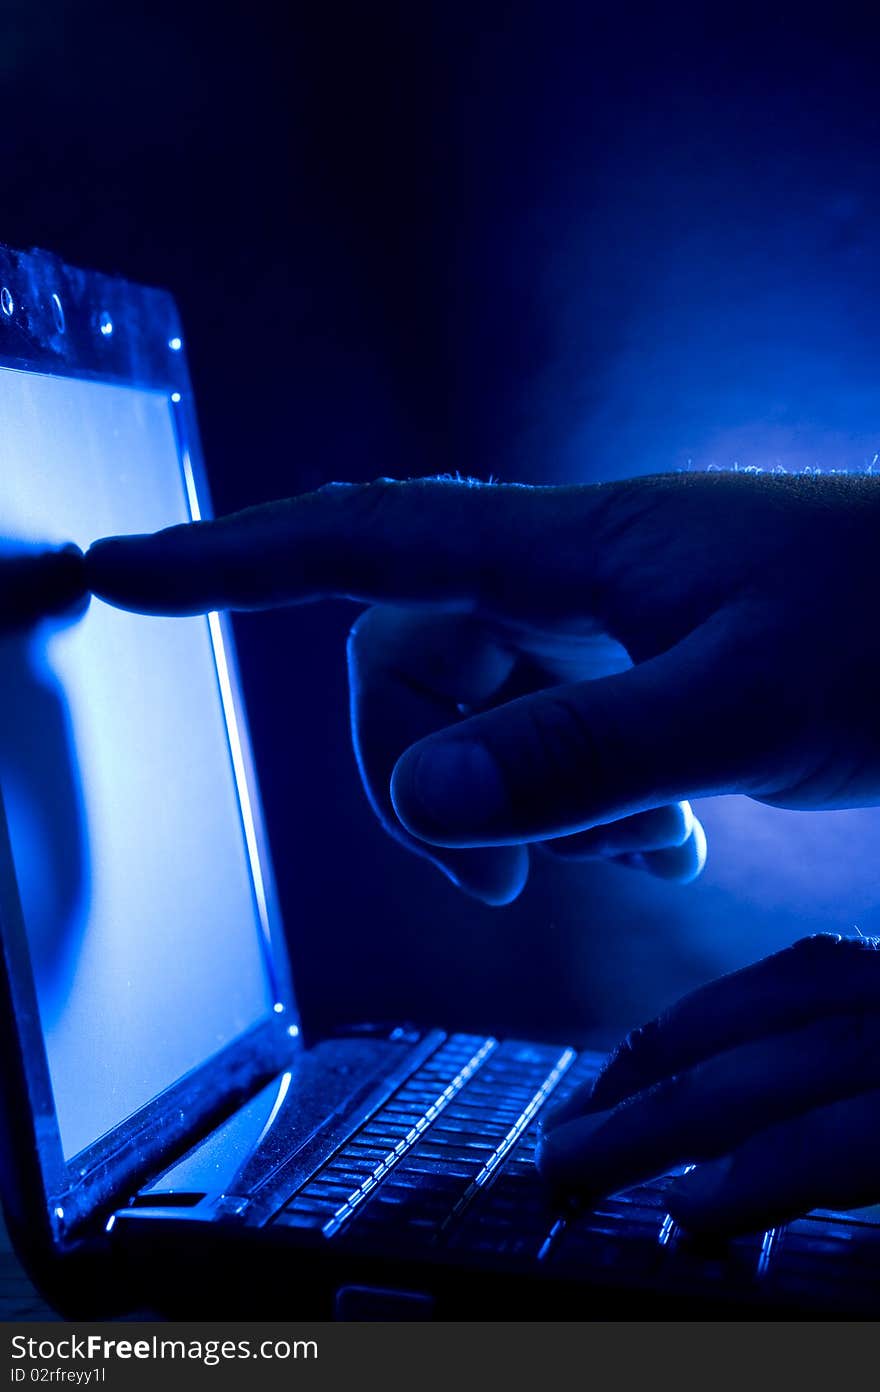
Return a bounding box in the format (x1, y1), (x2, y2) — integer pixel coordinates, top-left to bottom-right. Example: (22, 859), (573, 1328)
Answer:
(1, 241), (879, 1322)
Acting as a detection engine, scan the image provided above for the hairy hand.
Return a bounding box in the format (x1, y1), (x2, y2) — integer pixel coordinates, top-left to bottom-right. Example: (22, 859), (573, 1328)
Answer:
(85, 472), (880, 903)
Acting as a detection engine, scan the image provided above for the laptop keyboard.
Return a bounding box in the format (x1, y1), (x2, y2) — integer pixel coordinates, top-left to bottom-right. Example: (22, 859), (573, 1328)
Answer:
(270, 1033), (880, 1311)
(273, 1036), (567, 1240)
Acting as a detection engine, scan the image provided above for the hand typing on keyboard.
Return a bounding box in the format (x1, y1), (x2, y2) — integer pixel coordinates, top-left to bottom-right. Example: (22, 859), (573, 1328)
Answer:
(86, 471), (880, 907)
(538, 933), (880, 1233)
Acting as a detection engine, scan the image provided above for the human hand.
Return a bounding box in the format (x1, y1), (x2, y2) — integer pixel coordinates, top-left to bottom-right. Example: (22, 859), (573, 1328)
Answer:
(537, 934), (880, 1233)
(84, 472), (880, 904)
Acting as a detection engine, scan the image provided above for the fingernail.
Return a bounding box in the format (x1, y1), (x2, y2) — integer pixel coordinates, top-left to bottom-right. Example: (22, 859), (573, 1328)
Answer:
(394, 740), (507, 839)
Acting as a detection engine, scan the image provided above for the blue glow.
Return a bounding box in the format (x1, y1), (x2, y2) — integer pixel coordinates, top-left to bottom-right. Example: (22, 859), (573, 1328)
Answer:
(441, 1048), (574, 1238)
(50, 293), (65, 335)
(518, 160), (880, 1033)
(99, 313), (113, 338)
(657, 1214), (676, 1246)
(0, 368), (275, 1158)
(207, 607), (271, 949)
(536, 1218), (565, 1262)
(757, 1228), (780, 1277)
(252, 1070), (291, 1151)
(181, 449), (201, 520)
(322, 1038), (496, 1239)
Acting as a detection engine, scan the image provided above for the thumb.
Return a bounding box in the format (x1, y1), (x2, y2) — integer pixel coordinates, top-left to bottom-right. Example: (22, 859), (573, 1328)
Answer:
(390, 604), (784, 847)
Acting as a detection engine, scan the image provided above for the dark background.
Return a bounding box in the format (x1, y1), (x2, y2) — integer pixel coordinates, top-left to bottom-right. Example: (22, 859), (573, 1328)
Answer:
(4, 1), (880, 1045)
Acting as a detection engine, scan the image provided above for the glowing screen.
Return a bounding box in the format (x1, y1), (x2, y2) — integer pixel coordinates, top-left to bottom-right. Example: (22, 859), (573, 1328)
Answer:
(0, 367), (275, 1159)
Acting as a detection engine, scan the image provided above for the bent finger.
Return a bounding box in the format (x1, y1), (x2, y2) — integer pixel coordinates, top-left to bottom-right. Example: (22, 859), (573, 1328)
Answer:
(541, 802), (707, 883)
(619, 816), (707, 884)
(666, 1089), (880, 1235)
(391, 600), (791, 849)
(587, 933), (880, 1115)
(536, 1012), (880, 1200)
(85, 478), (601, 619)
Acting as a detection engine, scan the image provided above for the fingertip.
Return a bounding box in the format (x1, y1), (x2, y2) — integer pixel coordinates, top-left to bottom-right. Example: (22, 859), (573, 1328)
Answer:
(86, 532), (205, 615)
(629, 816), (708, 884)
(534, 1110), (612, 1188)
(470, 854), (529, 906)
(534, 1119), (565, 1180)
(84, 535), (122, 564)
(534, 1124), (553, 1177)
(454, 879), (525, 907)
(690, 815), (708, 879)
(434, 845), (529, 906)
(538, 1078), (598, 1134)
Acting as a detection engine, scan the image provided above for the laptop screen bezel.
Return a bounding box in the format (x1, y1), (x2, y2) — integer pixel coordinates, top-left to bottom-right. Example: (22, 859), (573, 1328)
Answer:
(0, 244), (299, 1254)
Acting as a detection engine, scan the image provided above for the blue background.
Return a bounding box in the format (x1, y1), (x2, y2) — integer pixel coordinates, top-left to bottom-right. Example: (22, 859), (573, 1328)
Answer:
(3, 2), (879, 1046)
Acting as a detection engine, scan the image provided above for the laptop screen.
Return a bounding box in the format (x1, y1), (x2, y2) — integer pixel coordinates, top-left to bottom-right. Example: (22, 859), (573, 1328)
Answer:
(0, 365), (277, 1161)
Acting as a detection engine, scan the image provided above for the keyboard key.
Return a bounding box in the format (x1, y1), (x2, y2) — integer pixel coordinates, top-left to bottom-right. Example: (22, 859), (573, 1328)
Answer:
(273, 1208), (327, 1229)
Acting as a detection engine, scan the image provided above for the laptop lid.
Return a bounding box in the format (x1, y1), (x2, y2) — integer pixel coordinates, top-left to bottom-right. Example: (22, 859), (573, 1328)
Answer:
(0, 244), (298, 1261)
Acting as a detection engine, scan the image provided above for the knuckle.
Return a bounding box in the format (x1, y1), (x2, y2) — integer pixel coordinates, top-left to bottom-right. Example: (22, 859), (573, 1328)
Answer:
(789, 932), (880, 970)
(600, 1033), (639, 1082)
(621, 1016), (663, 1064)
(591, 1016), (665, 1107)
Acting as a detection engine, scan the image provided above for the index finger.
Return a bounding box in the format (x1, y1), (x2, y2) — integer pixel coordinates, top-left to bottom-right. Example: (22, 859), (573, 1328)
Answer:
(84, 477), (597, 617)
